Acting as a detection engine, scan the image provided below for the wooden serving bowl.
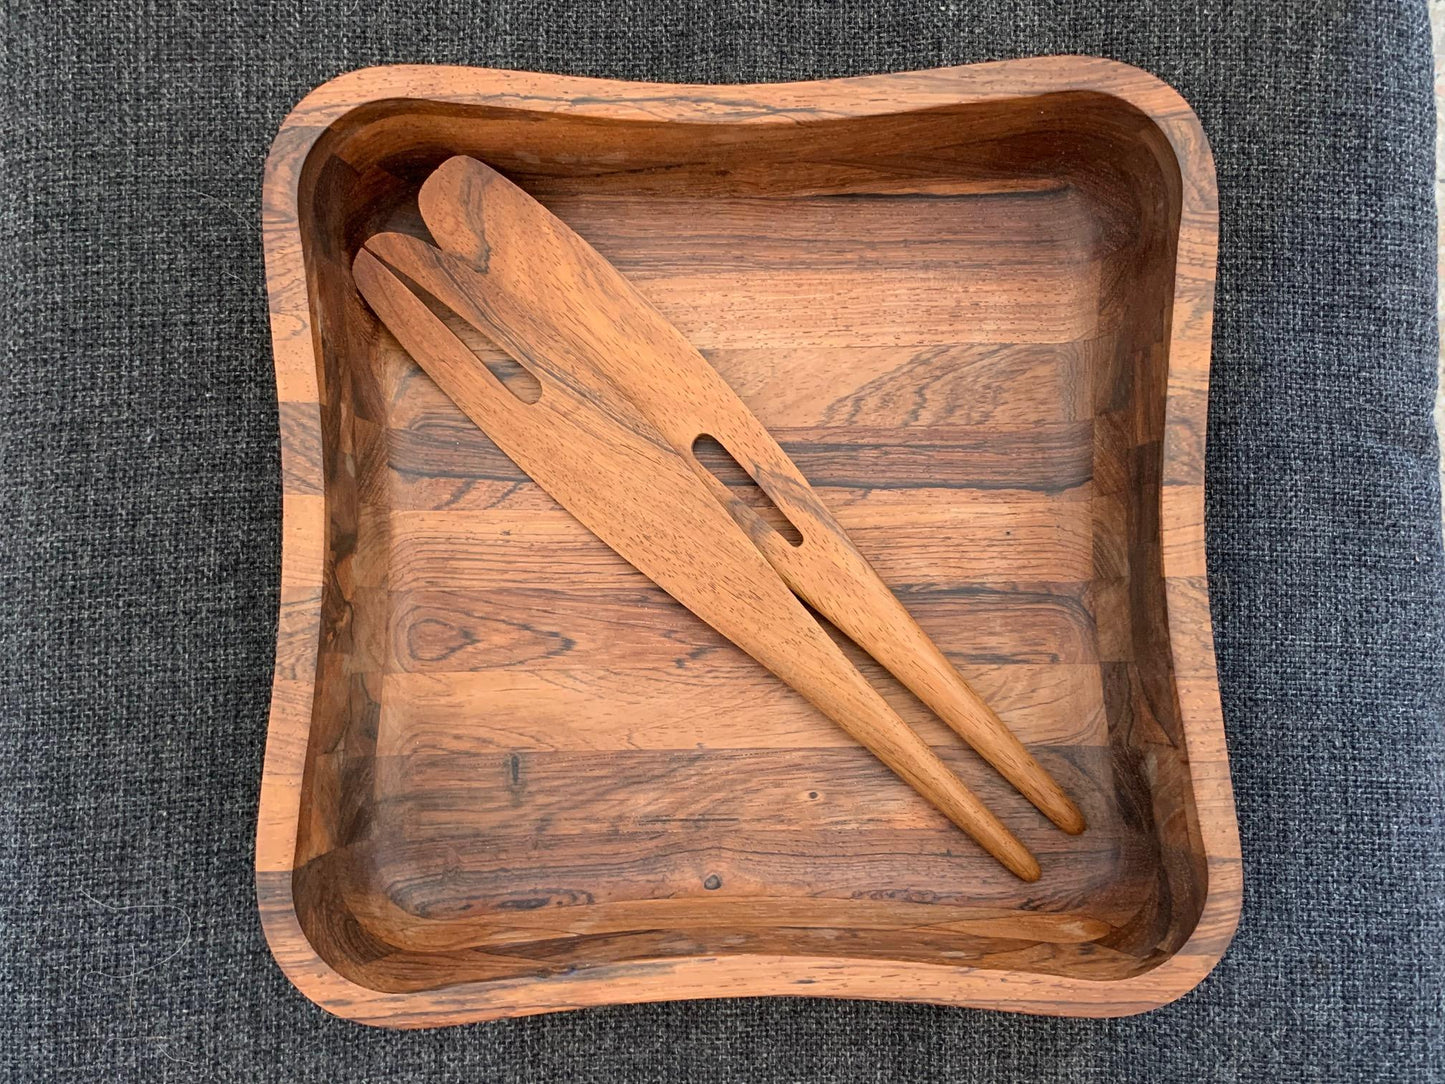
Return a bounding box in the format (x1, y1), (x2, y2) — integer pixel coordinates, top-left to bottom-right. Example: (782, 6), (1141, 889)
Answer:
(258, 58), (1240, 1027)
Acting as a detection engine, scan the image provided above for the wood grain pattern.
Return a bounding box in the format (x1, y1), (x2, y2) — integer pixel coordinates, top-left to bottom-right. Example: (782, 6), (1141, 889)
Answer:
(257, 58), (1240, 1026)
(357, 155), (1086, 862)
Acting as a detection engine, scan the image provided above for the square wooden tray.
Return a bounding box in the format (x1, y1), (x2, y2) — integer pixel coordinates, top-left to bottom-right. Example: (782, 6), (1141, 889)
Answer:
(257, 58), (1240, 1027)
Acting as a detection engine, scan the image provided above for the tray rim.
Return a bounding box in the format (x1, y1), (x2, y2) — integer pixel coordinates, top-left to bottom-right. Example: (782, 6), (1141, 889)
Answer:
(256, 56), (1241, 1027)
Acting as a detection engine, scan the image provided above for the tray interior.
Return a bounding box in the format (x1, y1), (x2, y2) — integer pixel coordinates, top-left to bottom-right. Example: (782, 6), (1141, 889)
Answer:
(280, 88), (1207, 996)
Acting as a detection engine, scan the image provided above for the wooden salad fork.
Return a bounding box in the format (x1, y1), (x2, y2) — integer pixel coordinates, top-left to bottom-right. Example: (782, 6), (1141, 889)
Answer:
(351, 156), (1086, 881)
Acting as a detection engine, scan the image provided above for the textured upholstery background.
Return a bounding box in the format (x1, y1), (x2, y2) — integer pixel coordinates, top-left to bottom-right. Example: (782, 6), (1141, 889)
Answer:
(3, 1), (1443, 1080)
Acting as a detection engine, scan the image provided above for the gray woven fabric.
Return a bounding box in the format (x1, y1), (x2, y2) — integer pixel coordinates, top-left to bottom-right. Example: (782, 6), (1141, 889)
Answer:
(3, 1), (1443, 1080)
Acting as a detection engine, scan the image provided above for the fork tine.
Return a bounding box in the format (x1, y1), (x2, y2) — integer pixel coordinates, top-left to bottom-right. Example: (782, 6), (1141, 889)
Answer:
(352, 247), (525, 429)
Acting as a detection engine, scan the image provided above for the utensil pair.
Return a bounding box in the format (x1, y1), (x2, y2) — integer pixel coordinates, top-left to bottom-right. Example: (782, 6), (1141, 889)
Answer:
(352, 156), (1084, 881)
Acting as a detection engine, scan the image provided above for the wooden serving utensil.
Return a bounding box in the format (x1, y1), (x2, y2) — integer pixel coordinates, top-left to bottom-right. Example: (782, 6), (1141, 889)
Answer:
(352, 157), (1087, 880)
